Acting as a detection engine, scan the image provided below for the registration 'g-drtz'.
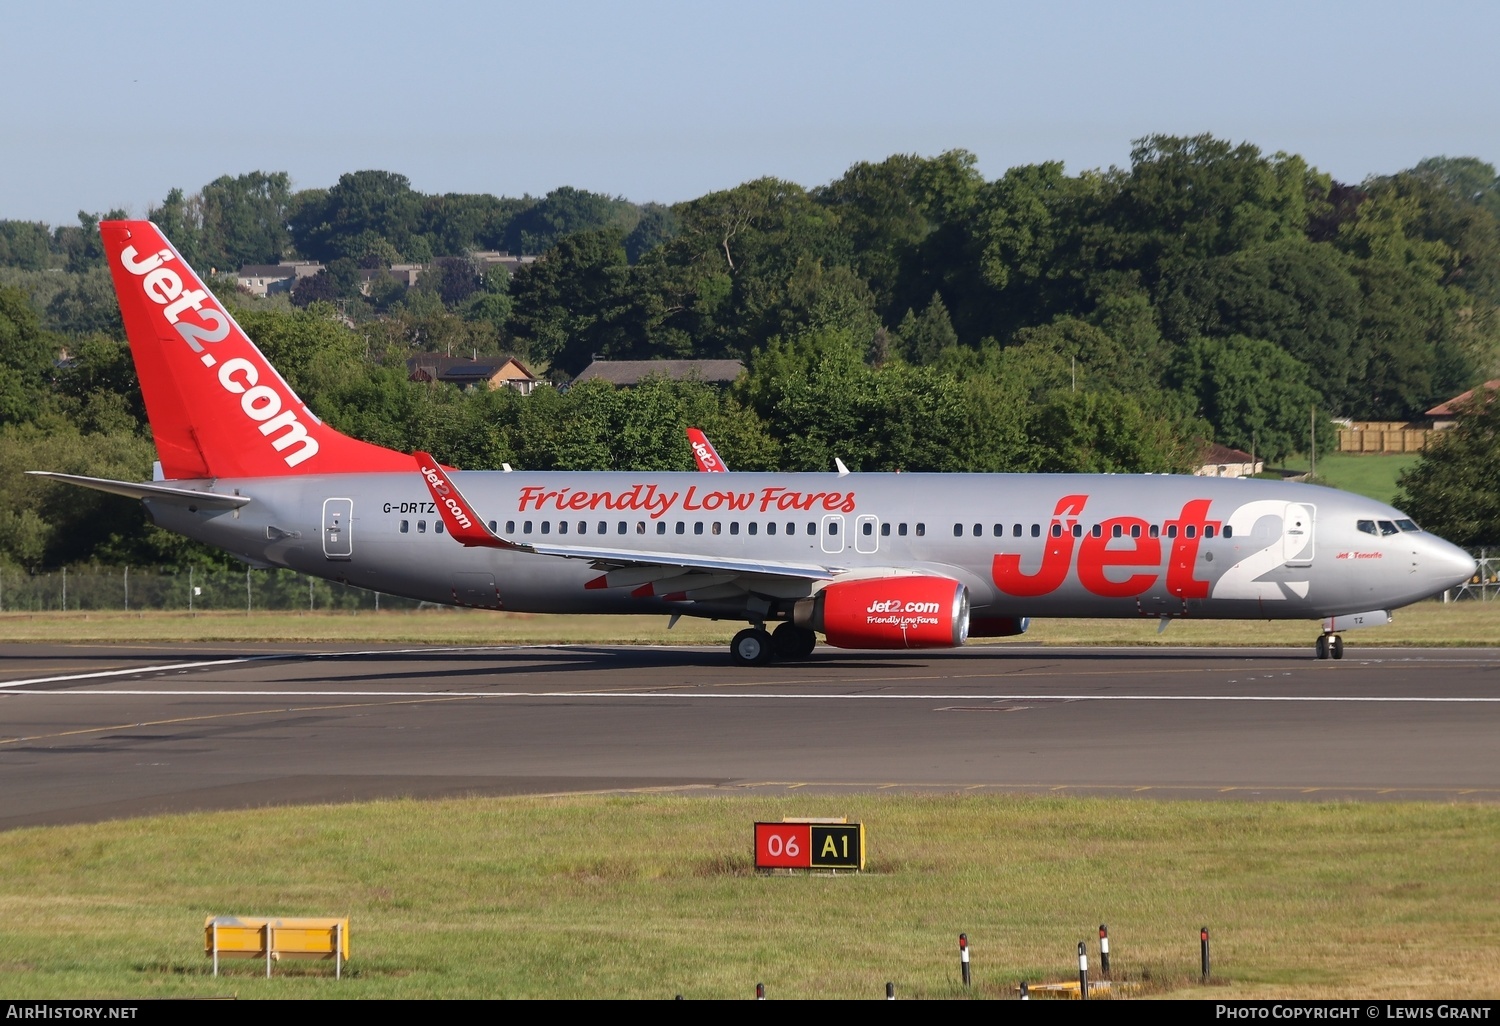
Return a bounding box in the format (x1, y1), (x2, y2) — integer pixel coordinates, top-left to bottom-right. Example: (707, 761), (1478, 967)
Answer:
(28, 220), (1479, 666)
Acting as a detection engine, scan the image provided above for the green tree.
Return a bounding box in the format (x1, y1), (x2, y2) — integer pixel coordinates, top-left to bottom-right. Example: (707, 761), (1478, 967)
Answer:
(1397, 388), (1500, 546)
(1168, 335), (1321, 461)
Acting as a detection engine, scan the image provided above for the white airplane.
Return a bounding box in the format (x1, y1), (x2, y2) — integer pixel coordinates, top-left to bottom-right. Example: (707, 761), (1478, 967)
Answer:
(31, 222), (1477, 665)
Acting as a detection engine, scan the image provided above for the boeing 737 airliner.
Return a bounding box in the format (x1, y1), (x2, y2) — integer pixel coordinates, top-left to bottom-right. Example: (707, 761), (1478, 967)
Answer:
(30, 222), (1477, 665)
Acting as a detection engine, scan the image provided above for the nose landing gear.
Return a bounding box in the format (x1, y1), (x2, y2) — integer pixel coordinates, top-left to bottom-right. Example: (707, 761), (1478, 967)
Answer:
(1315, 633), (1344, 660)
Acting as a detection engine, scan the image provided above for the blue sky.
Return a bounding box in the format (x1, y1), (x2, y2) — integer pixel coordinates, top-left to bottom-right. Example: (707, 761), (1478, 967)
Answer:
(3, 0), (1496, 225)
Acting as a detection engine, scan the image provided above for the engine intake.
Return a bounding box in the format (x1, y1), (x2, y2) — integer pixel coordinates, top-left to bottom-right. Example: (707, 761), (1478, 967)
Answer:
(793, 576), (970, 650)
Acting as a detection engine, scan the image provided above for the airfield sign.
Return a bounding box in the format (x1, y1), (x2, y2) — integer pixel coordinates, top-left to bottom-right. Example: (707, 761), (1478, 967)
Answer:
(754, 821), (865, 871)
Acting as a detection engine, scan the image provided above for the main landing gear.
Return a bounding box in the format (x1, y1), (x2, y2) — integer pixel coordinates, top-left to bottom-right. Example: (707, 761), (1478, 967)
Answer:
(730, 623), (818, 666)
(1315, 633), (1344, 660)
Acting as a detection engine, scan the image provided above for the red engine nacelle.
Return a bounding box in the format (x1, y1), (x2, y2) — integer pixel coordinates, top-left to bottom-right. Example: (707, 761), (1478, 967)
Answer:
(794, 576), (970, 650)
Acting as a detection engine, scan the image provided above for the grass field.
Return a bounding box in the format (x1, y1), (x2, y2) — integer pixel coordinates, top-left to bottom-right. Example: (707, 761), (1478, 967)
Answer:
(0, 795), (1495, 1000)
(1278, 452), (1421, 504)
(0, 599), (1494, 647)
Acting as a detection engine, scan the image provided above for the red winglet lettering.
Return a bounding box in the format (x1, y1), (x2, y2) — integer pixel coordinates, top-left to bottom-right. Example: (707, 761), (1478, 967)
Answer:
(687, 428), (728, 472)
(414, 452), (510, 549)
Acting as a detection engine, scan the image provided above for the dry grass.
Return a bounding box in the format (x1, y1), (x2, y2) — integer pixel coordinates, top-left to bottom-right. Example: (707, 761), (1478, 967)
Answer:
(0, 795), (1495, 999)
(0, 600), (1495, 647)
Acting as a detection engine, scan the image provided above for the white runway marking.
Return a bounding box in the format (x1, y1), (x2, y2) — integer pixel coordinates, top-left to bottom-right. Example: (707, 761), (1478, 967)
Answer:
(0, 646), (533, 690)
(5, 689), (1500, 703)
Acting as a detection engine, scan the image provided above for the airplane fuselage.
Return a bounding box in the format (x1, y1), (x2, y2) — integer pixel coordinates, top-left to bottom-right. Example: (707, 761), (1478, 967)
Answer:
(147, 470), (1471, 624)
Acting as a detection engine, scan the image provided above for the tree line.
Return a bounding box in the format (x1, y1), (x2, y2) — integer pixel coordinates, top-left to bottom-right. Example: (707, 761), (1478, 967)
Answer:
(2, 136), (1499, 569)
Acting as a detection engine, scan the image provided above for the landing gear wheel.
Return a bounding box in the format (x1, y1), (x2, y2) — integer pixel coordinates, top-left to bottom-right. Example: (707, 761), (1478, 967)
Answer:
(731, 627), (774, 666)
(772, 622), (817, 660)
(1315, 635), (1330, 660)
(1330, 635), (1344, 660)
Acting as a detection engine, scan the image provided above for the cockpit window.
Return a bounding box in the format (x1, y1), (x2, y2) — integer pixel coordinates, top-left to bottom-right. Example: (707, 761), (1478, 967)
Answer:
(1395, 519), (1420, 532)
(1378, 520), (1399, 536)
(1357, 520), (1377, 535)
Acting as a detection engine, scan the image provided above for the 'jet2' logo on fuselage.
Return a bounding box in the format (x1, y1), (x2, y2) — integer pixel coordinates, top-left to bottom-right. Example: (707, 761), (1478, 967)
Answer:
(992, 494), (1218, 600)
(118, 243), (319, 469)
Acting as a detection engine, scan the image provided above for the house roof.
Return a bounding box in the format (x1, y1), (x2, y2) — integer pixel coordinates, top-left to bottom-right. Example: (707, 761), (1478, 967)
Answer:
(1199, 443), (1259, 465)
(572, 359), (745, 386)
(1426, 379), (1500, 417)
(406, 355), (535, 383)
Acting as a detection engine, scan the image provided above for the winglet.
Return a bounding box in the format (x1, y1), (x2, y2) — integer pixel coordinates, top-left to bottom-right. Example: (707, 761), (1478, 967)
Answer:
(414, 452), (512, 549)
(686, 428), (729, 472)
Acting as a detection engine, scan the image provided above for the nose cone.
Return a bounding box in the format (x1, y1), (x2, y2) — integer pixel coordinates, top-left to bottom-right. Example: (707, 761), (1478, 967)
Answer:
(1426, 536), (1478, 593)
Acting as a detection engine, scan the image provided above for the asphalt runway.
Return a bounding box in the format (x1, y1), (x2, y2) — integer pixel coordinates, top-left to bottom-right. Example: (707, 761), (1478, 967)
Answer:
(1, 641), (1498, 829)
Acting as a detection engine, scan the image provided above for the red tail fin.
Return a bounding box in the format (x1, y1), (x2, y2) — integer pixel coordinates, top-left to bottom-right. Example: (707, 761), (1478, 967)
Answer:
(101, 221), (410, 479)
(686, 427), (729, 472)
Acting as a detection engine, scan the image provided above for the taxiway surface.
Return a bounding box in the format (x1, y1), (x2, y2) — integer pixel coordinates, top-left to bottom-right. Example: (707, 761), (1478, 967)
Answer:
(2, 642), (1497, 828)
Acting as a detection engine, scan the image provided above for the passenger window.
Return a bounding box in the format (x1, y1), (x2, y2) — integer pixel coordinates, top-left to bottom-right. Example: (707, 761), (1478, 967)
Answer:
(993, 524), (1002, 537)
(1129, 524), (1140, 538)
(915, 523), (926, 536)
(1051, 524), (1062, 538)
(748, 522), (757, 536)
(418, 520), (427, 533)
(1149, 524), (1159, 538)
(1090, 524), (1102, 538)
(1186, 525), (1196, 539)
(768, 522), (778, 536)
(1031, 524), (1040, 538)
(1072, 524), (1083, 538)
(954, 524), (963, 537)
(1379, 520), (1399, 536)
(712, 522), (721, 535)
(694, 522), (704, 535)
(435, 522), (444, 534)
(1223, 525), (1233, 539)
(489, 521), (497, 532)
(1205, 525), (1215, 539)
(1166, 525), (1178, 538)
(400, 520), (409, 533)
(523, 520), (533, 534)
(863, 522), (873, 536)
(880, 523), (890, 536)
(1112, 524), (1122, 538)
(636, 521), (645, 534)
(898, 523), (908, 536)
(558, 522), (568, 535)
(730, 522), (739, 535)
(599, 521), (608, 534)
(807, 523), (816, 536)
(656, 522), (666, 535)
(1014, 524), (1023, 537)
(828, 522), (838, 536)
(675, 522), (685, 535)
(617, 522), (626, 534)
(505, 521), (515, 533)
(973, 524), (982, 537)
(788, 522), (797, 535)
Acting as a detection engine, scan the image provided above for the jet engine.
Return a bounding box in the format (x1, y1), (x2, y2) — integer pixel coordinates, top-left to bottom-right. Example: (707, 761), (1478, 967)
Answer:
(792, 576), (970, 650)
(969, 616), (1031, 637)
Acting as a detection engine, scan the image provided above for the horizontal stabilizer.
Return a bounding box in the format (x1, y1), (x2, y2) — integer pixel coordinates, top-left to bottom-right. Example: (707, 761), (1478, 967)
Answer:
(25, 471), (251, 510)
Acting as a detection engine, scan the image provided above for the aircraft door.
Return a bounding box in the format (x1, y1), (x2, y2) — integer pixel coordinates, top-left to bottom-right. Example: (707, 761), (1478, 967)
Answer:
(855, 514), (880, 554)
(323, 498), (353, 560)
(821, 514), (845, 554)
(1283, 503), (1315, 566)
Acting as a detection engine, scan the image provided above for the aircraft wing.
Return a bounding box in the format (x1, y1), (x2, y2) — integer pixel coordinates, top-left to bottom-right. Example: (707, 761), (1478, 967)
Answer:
(413, 453), (843, 593)
(25, 471), (252, 510)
